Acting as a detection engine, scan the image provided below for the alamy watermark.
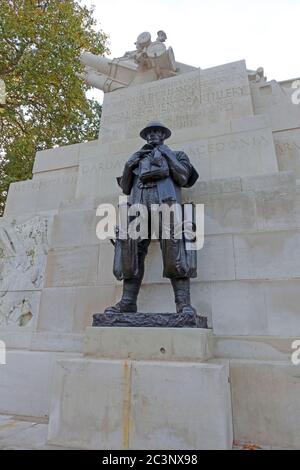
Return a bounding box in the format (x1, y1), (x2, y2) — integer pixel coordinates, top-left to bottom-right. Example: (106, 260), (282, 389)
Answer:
(96, 198), (204, 250)
(0, 340), (6, 365)
(291, 80), (300, 105)
(291, 340), (300, 365)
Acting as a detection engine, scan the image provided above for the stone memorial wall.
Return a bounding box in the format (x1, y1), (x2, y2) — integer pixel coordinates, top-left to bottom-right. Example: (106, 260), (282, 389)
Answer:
(1, 55), (300, 448)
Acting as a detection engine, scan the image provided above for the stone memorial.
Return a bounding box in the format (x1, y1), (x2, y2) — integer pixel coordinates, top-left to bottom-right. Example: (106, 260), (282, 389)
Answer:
(1, 29), (300, 449)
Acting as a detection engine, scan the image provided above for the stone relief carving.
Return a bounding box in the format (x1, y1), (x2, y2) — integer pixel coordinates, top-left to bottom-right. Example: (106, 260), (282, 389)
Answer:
(0, 293), (34, 328)
(78, 30), (178, 93)
(0, 216), (50, 327)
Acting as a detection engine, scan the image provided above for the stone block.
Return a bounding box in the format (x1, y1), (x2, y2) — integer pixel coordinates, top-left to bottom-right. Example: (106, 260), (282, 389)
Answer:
(99, 61), (252, 144)
(0, 215), (52, 265)
(78, 139), (100, 161)
(184, 176), (242, 198)
(241, 170), (295, 193)
(4, 171), (78, 217)
(274, 128), (300, 177)
(4, 180), (39, 217)
(85, 327), (213, 362)
(37, 285), (120, 334)
(211, 281), (267, 336)
(230, 360), (300, 449)
(211, 279), (300, 337)
(30, 332), (83, 353)
(76, 127), (278, 202)
(0, 254), (47, 291)
(47, 358), (233, 449)
(0, 331), (33, 350)
(255, 191), (300, 232)
(45, 245), (99, 288)
(130, 361), (232, 450)
(0, 415), (49, 450)
(234, 230), (300, 280)
(0, 290), (41, 331)
(0, 350), (79, 417)
(230, 114), (271, 133)
(199, 191), (257, 235)
(50, 210), (99, 248)
(197, 235), (236, 282)
(76, 151), (125, 201)
(33, 143), (80, 174)
(214, 336), (296, 361)
(47, 359), (128, 449)
(264, 280), (300, 336)
(251, 80), (300, 133)
(208, 127), (278, 179)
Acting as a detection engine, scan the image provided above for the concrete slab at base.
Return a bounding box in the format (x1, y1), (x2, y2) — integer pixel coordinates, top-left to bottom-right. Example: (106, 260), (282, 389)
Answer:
(0, 350), (80, 418)
(230, 360), (300, 449)
(47, 358), (233, 450)
(84, 327), (213, 362)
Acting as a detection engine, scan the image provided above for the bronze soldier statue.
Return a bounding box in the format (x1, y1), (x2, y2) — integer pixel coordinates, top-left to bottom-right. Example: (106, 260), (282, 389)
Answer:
(105, 121), (199, 316)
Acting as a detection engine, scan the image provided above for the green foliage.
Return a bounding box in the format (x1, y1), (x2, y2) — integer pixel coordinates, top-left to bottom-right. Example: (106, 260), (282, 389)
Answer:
(0, 0), (109, 215)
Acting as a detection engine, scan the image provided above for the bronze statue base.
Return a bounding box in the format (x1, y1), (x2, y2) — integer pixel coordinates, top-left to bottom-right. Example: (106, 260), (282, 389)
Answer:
(92, 312), (208, 328)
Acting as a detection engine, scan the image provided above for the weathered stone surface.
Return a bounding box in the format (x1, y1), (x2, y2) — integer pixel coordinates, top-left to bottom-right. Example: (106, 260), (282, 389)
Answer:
(0, 216), (51, 296)
(76, 126), (278, 202)
(199, 191), (257, 235)
(4, 171), (78, 217)
(211, 280), (300, 336)
(33, 143), (80, 174)
(255, 190), (300, 232)
(241, 170), (295, 192)
(50, 210), (99, 248)
(85, 326), (213, 361)
(100, 61), (252, 144)
(230, 360), (300, 449)
(0, 290), (40, 330)
(47, 358), (233, 449)
(212, 281), (267, 336)
(0, 415), (50, 450)
(214, 336), (296, 361)
(0, 215), (51, 258)
(234, 230), (300, 280)
(274, 129), (300, 177)
(0, 350), (80, 417)
(1, 49), (300, 452)
(0, 254), (47, 291)
(37, 285), (120, 334)
(45, 245), (99, 288)
(251, 80), (300, 132)
(92, 311), (208, 329)
(230, 113), (271, 133)
(30, 332), (83, 353)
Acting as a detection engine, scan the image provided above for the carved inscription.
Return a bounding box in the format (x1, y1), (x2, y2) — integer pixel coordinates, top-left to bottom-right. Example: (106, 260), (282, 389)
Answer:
(100, 62), (252, 142)
(275, 141), (300, 155)
(11, 174), (77, 193)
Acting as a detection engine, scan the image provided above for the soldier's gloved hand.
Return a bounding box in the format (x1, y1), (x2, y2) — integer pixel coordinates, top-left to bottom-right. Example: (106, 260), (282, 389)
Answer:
(126, 152), (142, 169)
(158, 144), (172, 156)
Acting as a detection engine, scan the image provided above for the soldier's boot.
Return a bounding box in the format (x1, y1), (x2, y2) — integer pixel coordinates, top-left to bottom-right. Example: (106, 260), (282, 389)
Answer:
(171, 278), (196, 315)
(104, 278), (141, 313)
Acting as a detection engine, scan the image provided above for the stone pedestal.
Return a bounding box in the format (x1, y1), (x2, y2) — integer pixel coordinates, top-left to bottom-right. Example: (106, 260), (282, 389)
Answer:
(47, 327), (233, 449)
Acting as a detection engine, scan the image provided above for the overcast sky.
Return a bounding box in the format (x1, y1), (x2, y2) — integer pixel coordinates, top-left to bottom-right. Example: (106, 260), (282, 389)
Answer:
(82, 0), (300, 102)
